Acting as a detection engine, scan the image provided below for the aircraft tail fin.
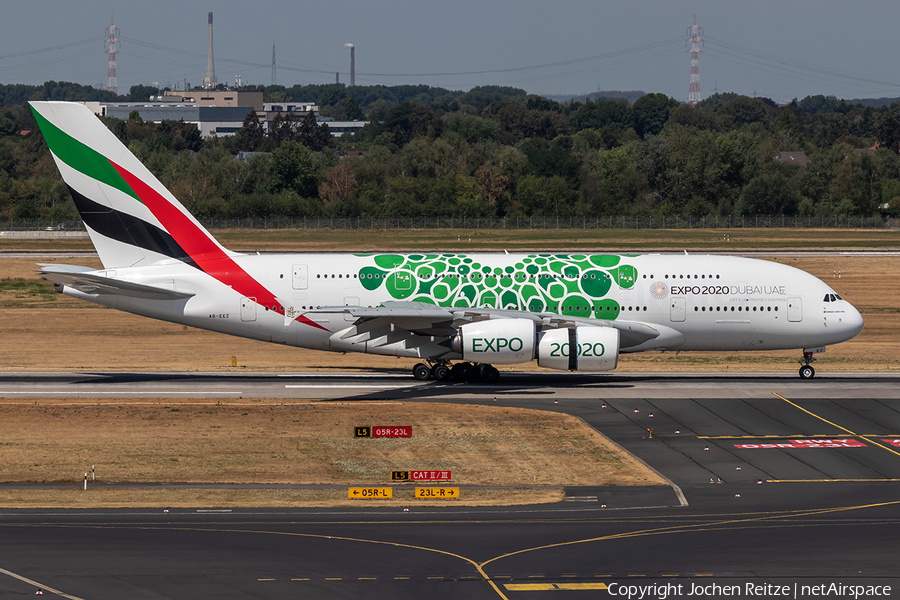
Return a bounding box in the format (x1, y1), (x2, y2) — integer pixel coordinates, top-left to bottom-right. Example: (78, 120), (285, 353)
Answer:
(29, 101), (231, 270)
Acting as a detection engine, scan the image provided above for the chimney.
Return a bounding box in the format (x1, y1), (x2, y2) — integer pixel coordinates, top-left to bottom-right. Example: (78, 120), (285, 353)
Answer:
(203, 12), (217, 89)
(345, 43), (355, 87)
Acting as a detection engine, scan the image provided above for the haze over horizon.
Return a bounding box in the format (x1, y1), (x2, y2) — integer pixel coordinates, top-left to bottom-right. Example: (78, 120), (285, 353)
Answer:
(3, 0), (899, 104)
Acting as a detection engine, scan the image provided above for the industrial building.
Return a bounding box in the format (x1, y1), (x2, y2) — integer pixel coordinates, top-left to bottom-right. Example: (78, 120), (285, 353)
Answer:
(81, 91), (367, 139)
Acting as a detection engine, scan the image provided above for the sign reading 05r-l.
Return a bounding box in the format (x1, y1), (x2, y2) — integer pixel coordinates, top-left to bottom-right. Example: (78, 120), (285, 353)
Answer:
(348, 487), (392, 499)
(355, 426), (412, 438)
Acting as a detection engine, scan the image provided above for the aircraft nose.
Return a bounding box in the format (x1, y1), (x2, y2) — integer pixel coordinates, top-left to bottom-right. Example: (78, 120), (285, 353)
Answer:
(841, 303), (864, 340)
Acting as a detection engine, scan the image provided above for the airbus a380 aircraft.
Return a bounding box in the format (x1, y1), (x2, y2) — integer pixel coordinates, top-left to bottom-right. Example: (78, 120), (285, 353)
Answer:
(30, 101), (863, 381)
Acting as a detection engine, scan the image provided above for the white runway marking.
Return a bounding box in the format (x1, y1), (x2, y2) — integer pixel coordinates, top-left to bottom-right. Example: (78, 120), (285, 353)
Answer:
(0, 391), (243, 395)
(0, 566), (86, 600)
(284, 384), (417, 389)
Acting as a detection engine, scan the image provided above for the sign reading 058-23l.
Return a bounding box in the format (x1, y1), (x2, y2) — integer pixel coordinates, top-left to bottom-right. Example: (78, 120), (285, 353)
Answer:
(354, 426), (412, 438)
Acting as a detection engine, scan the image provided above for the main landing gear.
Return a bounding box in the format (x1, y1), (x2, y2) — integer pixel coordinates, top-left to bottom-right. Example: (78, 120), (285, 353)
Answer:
(411, 361), (500, 383)
(798, 351), (816, 380)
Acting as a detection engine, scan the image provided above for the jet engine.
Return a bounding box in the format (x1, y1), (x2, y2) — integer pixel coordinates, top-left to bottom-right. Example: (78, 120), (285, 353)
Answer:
(450, 318), (536, 364)
(537, 327), (619, 371)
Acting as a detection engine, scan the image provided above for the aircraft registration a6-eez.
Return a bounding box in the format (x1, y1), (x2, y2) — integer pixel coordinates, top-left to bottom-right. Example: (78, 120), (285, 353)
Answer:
(31, 101), (863, 381)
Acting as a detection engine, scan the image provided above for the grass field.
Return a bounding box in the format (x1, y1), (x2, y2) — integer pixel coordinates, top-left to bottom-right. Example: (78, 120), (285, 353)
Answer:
(0, 400), (662, 507)
(2, 226), (899, 252)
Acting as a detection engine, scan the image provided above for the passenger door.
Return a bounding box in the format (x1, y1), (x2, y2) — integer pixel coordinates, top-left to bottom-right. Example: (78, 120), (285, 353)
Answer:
(787, 297), (802, 322)
(241, 296), (257, 322)
(670, 297), (686, 322)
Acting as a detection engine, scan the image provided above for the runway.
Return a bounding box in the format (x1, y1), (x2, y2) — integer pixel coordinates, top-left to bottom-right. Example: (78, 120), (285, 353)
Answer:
(2, 371), (900, 599)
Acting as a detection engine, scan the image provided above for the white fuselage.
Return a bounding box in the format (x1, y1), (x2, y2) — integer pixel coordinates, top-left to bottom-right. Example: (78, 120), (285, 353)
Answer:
(61, 252), (864, 364)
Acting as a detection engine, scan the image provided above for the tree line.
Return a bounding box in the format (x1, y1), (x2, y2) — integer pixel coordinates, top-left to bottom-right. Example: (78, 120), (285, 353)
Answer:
(2, 80), (900, 222)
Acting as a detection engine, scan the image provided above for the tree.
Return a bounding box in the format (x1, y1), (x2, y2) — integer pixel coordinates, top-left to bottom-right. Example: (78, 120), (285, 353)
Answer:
(127, 85), (159, 102)
(384, 102), (442, 146)
(235, 110), (264, 151)
(297, 111), (331, 152)
(344, 96), (365, 121)
(271, 112), (299, 145)
(632, 93), (678, 138)
(878, 113), (900, 153)
(773, 103), (805, 144)
(569, 99), (631, 132)
(318, 161), (359, 206)
(475, 161), (508, 212)
(737, 172), (800, 215)
(270, 141), (319, 198)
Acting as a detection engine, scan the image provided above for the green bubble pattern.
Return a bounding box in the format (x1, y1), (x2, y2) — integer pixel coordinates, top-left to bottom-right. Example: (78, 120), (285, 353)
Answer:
(357, 253), (638, 320)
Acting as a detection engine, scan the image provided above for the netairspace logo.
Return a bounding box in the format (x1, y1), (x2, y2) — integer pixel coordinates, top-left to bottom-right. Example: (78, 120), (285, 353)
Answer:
(605, 581), (892, 600)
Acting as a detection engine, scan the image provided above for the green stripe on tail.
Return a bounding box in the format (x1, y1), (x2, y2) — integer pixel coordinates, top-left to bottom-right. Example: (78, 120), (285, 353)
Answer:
(30, 106), (140, 203)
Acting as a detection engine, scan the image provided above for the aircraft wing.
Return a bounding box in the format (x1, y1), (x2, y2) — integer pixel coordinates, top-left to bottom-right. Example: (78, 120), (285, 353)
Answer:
(37, 265), (194, 300)
(306, 301), (673, 353)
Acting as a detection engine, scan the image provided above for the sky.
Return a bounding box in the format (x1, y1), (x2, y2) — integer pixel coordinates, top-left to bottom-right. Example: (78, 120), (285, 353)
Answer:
(2, 0), (899, 104)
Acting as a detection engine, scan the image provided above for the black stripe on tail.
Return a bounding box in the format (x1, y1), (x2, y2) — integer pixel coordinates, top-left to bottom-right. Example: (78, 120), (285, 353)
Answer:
(68, 185), (199, 268)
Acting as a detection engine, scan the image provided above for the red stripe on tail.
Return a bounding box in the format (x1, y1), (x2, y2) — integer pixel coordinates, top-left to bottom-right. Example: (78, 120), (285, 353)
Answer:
(110, 159), (329, 332)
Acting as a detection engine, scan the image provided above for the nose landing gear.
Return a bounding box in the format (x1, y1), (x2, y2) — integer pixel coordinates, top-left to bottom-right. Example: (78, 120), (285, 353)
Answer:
(798, 351), (816, 379)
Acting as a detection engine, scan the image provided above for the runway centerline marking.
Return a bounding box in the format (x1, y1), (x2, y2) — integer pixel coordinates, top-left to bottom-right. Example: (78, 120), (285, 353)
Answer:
(773, 392), (900, 461)
(0, 566), (86, 600)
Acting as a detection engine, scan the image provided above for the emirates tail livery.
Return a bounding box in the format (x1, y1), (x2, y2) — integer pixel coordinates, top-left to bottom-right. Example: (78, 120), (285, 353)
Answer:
(31, 101), (863, 381)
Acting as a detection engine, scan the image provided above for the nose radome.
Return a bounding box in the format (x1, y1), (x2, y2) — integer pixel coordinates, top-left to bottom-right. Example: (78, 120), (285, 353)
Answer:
(841, 304), (864, 340)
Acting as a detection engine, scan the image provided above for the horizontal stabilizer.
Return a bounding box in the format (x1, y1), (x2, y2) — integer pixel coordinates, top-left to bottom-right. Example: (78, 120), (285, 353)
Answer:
(38, 265), (194, 300)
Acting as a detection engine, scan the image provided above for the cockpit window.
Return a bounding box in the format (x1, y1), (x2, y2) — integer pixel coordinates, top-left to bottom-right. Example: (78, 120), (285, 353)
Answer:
(834, 294), (842, 301)
(824, 294), (843, 302)
(824, 294), (831, 302)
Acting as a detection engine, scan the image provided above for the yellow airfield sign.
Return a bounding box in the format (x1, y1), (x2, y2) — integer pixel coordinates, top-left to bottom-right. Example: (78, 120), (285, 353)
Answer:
(348, 487), (392, 499)
(415, 487), (460, 499)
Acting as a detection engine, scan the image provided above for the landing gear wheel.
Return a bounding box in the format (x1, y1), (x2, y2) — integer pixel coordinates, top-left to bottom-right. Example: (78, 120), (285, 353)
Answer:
(450, 362), (470, 380)
(483, 365), (500, 384)
(799, 365), (815, 380)
(412, 363), (432, 381)
(433, 364), (450, 381)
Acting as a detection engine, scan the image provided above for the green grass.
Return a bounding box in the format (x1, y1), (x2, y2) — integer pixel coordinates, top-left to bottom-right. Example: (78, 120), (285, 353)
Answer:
(3, 227), (898, 252)
(214, 227), (900, 252)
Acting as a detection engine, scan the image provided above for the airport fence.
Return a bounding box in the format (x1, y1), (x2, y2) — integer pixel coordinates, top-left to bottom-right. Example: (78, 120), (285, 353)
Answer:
(1, 214), (895, 232)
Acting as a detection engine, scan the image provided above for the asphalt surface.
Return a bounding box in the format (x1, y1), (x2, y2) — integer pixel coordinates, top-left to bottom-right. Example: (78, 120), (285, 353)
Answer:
(2, 371), (900, 599)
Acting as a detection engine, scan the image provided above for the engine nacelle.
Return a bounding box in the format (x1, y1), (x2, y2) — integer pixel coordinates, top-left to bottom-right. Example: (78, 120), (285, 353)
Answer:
(451, 318), (536, 364)
(537, 327), (619, 371)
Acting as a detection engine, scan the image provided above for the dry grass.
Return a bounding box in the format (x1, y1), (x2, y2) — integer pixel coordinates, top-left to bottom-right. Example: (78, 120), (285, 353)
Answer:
(0, 401), (661, 507)
(0, 488), (566, 508)
(2, 227), (899, 254)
